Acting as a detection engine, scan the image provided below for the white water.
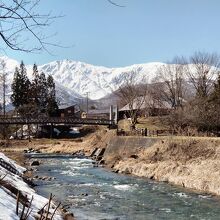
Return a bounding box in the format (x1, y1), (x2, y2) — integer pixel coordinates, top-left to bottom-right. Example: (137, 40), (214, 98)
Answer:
(35, 157), (220, 220)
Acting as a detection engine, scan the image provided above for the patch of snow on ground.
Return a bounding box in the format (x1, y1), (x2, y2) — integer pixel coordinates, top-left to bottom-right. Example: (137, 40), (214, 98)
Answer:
(0, 152), (26, 173)
(0, 153), (63, 220)
(0, 188), (19, 220)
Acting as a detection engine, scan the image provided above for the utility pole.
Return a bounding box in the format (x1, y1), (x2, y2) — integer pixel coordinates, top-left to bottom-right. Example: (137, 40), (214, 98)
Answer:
(85, 92), (90, 114)
(80, 98), (83, 111)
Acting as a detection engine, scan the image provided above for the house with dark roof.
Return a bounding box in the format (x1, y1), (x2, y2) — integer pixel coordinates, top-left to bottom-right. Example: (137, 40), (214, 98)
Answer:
(57, 104), (81, 118)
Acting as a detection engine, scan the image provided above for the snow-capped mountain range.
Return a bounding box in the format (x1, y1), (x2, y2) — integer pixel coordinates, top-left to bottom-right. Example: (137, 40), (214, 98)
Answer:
(40, 59), (164, 100)
(0, 56), (164, 109)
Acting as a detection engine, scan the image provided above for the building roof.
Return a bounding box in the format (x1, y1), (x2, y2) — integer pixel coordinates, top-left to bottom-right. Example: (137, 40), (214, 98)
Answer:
(119, 95), (172, 112)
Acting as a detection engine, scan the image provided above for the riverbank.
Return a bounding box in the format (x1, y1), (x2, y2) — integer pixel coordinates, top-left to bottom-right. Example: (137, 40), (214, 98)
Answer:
(1, 126), (220, 197)
(103, 136), (220, 196)
(0, 126), (113, 165)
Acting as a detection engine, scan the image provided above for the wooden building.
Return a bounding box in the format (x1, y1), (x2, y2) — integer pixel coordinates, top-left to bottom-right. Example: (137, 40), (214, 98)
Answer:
(119, 95), (171, 119)
(57, 104), (81, 118)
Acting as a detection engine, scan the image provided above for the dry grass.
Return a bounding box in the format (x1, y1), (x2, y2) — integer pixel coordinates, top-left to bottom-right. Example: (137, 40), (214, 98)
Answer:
(118, 116), (168, 131)
(140, 137), (220, 163)
(113, 136), (220, 195)
(118, 119), (131, 131)
(136, 116), (168, 130)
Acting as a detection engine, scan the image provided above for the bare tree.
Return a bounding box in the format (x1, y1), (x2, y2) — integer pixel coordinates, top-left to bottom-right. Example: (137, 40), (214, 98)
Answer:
(0, 0), (59, 52)
(185, 51), (220, 98)
(0, 60), (9, 139)
(114, 71), (148, 128)
(0, 60), (7, 117)
(152, 57), (186, 109)
(149, 52), (220, 135)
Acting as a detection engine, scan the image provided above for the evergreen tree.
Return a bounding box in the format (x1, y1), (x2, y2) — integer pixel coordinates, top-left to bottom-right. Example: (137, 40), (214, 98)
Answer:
(11, 62), (31, 114)
(38, 72), (48, 113)
(30, 63), (41, 113)
(33, 63), (39, 79)
(46, 75), (58, 116)
(19, 61), (31, 106)
(11, 67), (20, 108)
(11, 62), (59, 117)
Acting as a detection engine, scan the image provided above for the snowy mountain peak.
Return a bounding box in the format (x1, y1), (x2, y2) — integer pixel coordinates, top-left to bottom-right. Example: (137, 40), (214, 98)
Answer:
(0, 56), (164, 110)
(40, 59), (164, 100)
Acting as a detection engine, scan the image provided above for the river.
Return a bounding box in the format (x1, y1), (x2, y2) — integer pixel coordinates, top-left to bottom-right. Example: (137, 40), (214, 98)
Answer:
(34, 156), (220, 220)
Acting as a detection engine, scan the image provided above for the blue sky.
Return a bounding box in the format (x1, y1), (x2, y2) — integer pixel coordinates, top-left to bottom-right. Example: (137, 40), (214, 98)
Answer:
(3, 0), (220, 67)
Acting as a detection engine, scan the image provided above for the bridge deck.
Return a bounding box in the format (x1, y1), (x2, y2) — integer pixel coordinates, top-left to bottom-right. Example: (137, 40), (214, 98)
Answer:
(0, 117), (114, 126)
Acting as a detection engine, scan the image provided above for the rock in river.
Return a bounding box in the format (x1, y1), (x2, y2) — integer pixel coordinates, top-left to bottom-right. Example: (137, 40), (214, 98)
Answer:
(30, 160), (40, 166)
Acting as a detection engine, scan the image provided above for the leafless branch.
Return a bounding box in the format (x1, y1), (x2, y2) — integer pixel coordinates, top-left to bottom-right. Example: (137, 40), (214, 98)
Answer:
(0, 0), (62, 52)
(107, 0), (125, 7)
(185, 51), (220, 98)
(153, 56), (187, 109)
(114, 70), (148, 127)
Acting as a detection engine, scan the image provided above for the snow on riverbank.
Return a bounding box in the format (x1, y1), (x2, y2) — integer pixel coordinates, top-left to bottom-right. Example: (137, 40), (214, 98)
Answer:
(0, 152), (63, 220)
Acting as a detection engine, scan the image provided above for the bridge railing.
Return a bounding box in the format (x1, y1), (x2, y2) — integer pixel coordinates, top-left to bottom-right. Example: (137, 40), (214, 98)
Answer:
(0, 116), (115, 125)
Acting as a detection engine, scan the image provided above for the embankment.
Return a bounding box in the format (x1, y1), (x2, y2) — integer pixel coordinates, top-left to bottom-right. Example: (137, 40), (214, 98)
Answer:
(103, 136), (220, 196)
(2, 126), (220, 197)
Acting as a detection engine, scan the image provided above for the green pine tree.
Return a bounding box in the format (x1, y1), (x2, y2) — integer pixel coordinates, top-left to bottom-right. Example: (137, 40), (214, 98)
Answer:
(38, 72), (48, 113)
(11, 67), (21, 109)
(11, 61), (31, 115)
(19, 61), (31, 105)
(46, 75), (58, 116)
(30, 63), (41, 114)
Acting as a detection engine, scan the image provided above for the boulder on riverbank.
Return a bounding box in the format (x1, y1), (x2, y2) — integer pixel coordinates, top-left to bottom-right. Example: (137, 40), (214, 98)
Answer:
(30, 160), (40, 166)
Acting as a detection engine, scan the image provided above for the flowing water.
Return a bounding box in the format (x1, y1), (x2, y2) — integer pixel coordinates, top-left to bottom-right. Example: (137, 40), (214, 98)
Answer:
(34, 156), (220, 220)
